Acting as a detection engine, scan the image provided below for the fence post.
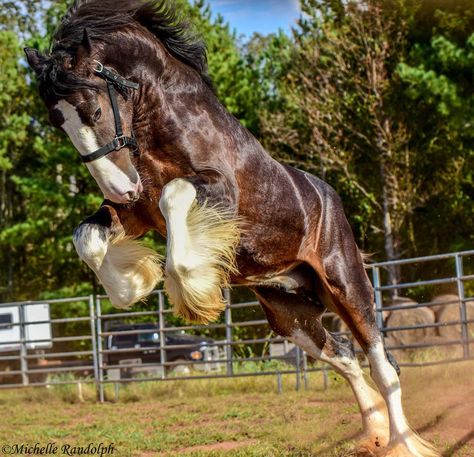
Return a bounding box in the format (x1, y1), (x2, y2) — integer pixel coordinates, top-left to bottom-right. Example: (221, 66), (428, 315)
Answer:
(95, 296), (105, 402)
(89, 295), (100, 401)
(18, 304), (29, 386)
(302, 350), (308, 390)
(455, 254), (470, 359)
(372, 267), (385, 336)
(276, 371), (282, 394)
(295, 346), (301, 391)
(322, 366), (328, 391)
(158, 291), (167, 379)
(224, 289), (233, 376)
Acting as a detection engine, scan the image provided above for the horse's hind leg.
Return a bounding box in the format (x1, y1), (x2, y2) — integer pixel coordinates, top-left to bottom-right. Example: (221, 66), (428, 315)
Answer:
(73, 204), (162, 307)
(307, 217), (439, 456)
(255, 287), (390, 452)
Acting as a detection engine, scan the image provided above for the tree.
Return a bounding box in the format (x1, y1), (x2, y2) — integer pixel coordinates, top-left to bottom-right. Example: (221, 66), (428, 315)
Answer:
(257, 0), (474, 293)
(182, 0), (264, 135)
(395, 3), (474, 254)
(0, 30), (32, 299)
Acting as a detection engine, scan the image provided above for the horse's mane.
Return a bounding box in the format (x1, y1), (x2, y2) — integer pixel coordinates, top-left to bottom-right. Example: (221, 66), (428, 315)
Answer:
(50, 0), (211, 86)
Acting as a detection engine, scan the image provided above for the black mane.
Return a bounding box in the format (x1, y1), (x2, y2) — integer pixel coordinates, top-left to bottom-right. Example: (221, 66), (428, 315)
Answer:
(43, 0), (211, 95)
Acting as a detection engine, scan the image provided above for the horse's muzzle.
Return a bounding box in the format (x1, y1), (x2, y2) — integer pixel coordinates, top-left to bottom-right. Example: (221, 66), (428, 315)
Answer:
(106, 179), (143, 204)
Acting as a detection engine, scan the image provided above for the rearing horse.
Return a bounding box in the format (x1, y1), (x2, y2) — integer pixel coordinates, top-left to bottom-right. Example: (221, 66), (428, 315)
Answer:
(25, 1), (439, 456)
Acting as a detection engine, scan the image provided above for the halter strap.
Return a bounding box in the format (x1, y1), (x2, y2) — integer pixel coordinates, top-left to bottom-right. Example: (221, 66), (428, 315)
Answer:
(81, 61), (140, 164)
(94, 61), (139, 90)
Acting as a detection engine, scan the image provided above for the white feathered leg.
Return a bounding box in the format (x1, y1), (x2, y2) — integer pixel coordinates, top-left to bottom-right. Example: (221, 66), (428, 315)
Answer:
(289, 329), (390, 453)
(73, 223), (162, 307)
(159, 178), (240, 323)
(366, 341), (440, 457)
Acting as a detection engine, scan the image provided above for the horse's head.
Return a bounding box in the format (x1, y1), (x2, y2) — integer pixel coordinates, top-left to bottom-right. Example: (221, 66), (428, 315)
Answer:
(25, 31), (142, 204)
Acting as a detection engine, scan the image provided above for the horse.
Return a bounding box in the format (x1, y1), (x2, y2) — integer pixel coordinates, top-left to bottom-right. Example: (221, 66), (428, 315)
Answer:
(24, 1), (439, 455)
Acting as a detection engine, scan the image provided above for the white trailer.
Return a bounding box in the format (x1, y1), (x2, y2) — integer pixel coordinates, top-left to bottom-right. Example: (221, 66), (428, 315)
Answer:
(0, 303), (52, 351)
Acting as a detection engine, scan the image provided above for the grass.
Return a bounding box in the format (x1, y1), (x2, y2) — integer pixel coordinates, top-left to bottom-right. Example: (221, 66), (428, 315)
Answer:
(0, 361), (473, 456)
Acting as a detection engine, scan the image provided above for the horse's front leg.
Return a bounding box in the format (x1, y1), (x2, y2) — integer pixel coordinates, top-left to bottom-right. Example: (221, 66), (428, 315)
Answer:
(159, 177), (240, 324)
(73, 204), (163, 308)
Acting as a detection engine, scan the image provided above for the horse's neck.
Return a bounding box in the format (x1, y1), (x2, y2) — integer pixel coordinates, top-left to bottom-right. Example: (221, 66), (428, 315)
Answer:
(137, 71), (266, 183)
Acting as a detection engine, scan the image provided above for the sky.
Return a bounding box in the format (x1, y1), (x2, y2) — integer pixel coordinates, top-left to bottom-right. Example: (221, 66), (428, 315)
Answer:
(207, 0), (300, 38)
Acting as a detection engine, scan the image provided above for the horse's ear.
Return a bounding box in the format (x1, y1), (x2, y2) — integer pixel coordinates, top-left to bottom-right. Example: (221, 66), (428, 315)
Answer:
(24, 48), (46, 76)
(81, 28), (93, 55)
(75, 28), (92, 66)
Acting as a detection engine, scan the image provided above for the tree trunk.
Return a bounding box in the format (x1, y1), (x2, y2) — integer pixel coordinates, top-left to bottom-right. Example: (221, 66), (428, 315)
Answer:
(380, 160), (401, 299)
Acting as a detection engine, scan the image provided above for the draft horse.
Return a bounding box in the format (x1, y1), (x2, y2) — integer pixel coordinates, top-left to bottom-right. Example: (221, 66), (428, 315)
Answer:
(25, 1), (439, 455)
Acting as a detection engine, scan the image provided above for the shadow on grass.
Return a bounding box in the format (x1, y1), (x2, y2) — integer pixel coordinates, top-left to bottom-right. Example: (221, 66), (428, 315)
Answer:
(443, 429), (474, 457)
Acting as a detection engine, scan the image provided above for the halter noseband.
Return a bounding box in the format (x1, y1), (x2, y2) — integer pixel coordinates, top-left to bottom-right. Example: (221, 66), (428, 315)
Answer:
(80, 61), (140, 164)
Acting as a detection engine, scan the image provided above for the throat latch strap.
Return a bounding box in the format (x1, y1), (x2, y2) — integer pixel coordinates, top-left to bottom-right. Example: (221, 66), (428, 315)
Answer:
(81, 61), (140, 164)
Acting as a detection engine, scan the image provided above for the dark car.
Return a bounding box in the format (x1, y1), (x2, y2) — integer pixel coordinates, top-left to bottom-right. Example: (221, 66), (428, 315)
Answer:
(103, 322), (222, 377)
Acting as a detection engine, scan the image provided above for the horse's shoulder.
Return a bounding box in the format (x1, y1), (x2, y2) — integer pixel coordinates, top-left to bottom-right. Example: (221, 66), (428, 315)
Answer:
(281, 164), (340, 201)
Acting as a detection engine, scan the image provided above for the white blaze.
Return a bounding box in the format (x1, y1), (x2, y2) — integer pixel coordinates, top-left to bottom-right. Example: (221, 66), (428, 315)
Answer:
(55, 99), (138, 203)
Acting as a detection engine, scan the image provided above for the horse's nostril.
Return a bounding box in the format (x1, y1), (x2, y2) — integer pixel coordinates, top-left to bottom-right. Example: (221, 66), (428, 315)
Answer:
(126, 191), (137, 202)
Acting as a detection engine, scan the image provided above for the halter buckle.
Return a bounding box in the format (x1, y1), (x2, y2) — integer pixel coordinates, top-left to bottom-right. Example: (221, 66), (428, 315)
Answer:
(113, 136), (127, 150)
(93, 60), (104, 73)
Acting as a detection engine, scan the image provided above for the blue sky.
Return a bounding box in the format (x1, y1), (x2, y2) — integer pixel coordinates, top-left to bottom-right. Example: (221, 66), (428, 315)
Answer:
(207, 0), (300, 38)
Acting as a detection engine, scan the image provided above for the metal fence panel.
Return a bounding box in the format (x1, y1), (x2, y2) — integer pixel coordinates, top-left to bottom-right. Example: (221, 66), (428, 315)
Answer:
(0, 249), (472, 399)
(0, 296), (95, 390)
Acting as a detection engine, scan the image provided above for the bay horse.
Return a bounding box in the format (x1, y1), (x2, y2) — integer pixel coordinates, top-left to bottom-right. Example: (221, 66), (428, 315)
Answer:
(25, 1), (439, 455)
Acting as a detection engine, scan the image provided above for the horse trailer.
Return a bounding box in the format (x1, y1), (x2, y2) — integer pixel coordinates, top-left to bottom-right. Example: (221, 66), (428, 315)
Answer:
(0, 303), (52, 352)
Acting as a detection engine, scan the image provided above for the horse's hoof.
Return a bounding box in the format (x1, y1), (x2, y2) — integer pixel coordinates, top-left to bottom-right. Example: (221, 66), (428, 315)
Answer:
(378, 439), (441, 457)
(355, 431), (389, 457)
(353, 446), (378, 457)
(355, 439), (384, 456)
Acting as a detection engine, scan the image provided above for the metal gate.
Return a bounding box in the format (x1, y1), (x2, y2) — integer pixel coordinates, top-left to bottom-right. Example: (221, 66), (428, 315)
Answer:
(0, 250), (472, 400)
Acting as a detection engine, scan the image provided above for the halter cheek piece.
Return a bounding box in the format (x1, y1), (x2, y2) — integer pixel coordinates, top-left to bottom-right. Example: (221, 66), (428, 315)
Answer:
(80, 60), (140, 164)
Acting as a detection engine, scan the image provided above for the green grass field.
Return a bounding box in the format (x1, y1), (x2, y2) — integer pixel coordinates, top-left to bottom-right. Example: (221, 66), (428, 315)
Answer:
(0, 361), (473, 456)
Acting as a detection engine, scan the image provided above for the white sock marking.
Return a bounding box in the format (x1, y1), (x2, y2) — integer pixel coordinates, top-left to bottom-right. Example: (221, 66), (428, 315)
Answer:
(159, 179), (199, 273)
(368, 341), (409, 440)
(290, 329), (387, 439)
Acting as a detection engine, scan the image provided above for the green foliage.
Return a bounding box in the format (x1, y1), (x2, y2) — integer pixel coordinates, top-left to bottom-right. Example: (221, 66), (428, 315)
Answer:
(181, 0), (264, 134)
(0, 0), (472, 319)
(0, 31), (29, 171)
(256, 0), (474, 260)
(394, 8), (474, 254)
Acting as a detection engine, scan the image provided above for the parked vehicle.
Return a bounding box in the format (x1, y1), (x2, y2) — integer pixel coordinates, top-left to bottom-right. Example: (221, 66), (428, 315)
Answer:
(0, 303), (52, 352)
(0, 303), (52, 384)
(103, 322), (223, 378)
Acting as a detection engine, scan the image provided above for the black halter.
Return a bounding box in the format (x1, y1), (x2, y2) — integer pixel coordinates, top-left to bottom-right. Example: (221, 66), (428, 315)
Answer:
(81, 61), (140, 163)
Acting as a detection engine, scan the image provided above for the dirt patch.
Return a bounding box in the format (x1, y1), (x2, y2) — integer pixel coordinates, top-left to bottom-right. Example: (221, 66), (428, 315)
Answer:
(401, 362), (474, 456)
(420, 388), (474, 442)
(177, 439), (257, 453)
(1, 361), (473, 456)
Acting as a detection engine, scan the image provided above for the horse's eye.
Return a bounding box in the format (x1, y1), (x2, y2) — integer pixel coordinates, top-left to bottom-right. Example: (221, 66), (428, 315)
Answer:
(93, 107), (102, 122)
